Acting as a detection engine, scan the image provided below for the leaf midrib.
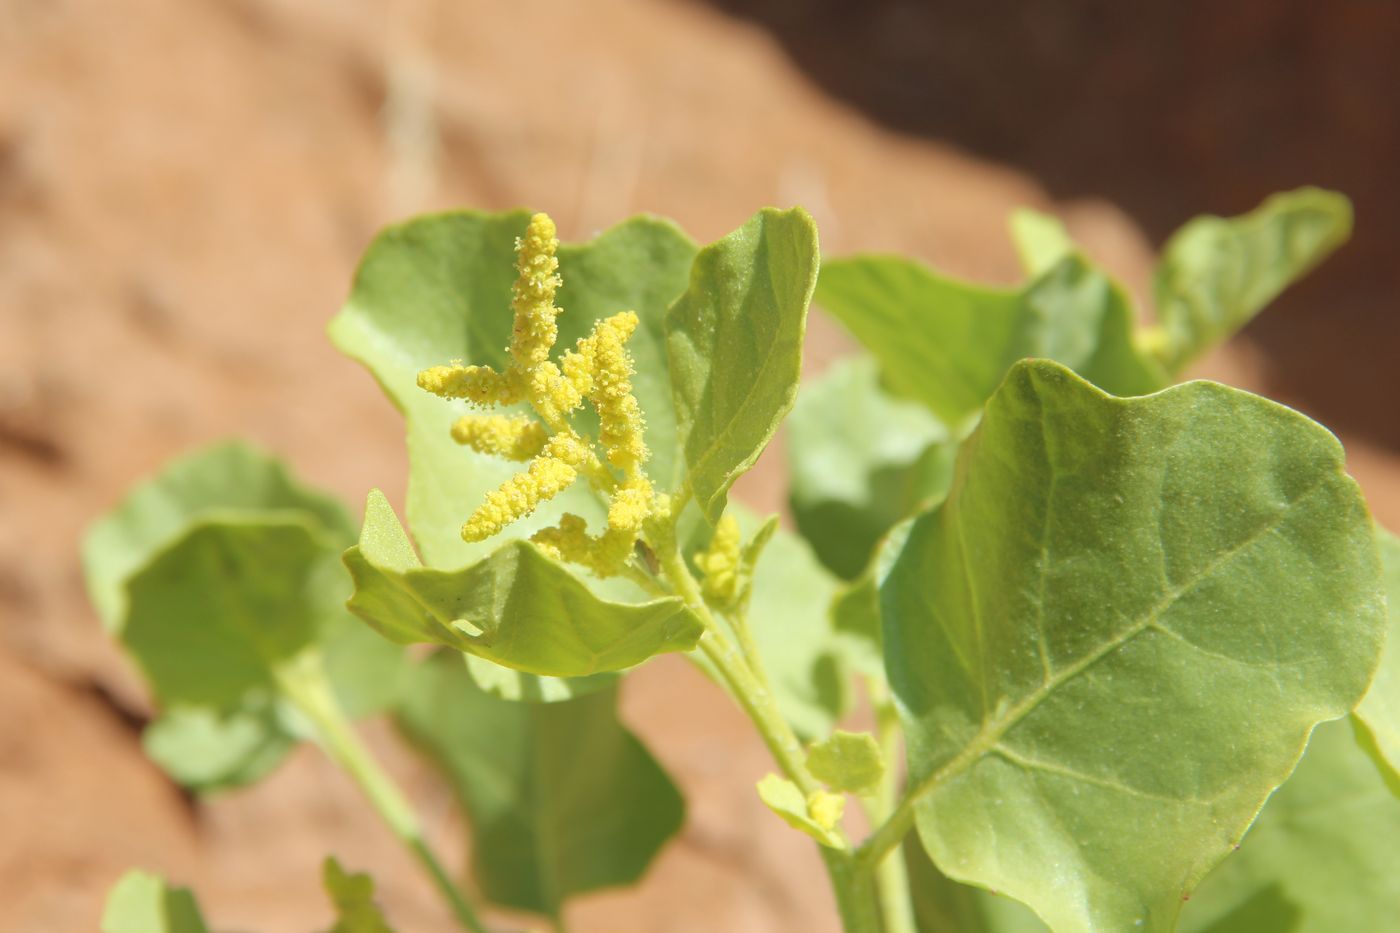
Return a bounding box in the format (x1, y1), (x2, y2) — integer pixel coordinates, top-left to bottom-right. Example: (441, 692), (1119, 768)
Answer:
(903, 474), (1332, 811)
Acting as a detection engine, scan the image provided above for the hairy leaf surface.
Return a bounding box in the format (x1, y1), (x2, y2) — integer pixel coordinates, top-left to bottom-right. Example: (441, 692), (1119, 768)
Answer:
(344, 491), (701, 675)
(396, 651), (683, 917)
(667, 207), (819, 522)
(882, 360), (1383, 932)
(1179, 717), (1400, 932)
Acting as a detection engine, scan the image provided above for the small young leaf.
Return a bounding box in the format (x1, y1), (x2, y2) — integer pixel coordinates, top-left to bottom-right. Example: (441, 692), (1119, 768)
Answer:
(667, 207), (819, 522)
(344, 491), (702, 676)
(1354, 528), (1400, 786)
(329, 211), (697, 567)
(101, 871), (210, 933)
(1009, 208), (1074, 278)
(323, 857), (396, 933)
(1151, 187), (1352, 373)
(806, 730), (884, 796)
(817, 253), (1166, 430)
(755, 774), (846, 850)
(788, 355), (954, 579)
(1179, 717), (1400, 932)
(395, 651), (684, 917)
(883, 359), (1383, 932)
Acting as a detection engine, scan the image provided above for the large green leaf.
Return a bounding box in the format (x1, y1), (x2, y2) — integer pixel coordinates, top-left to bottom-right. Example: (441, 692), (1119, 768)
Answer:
(1355, 528), (1400, 785)
(395, 651), (684, 918)
(1179, 716), (1400, 932)
(1150, 188), (1352, 374)
(788, 355), (954, 580)
(83, 444), (404, 794)
(904, 715), (1400, 933)
(666, 207), (819, 522)
(328, 211), (696, 568)
(344, 490), (702, 676)
(101, 871), (210, 933)
(882, 359), (1383, 932)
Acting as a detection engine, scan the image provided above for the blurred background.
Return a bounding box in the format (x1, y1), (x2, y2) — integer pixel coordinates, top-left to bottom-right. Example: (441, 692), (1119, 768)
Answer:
(2, 0), (1397, 929)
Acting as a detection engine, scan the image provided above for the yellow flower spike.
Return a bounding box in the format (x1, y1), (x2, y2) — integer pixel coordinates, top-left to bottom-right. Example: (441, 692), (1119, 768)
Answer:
(582, 311), (648, 474)
(450, 414), (547, 461)
(461, 437), (582, 542)
(509, 213), (564, 373)
(417, 363), (520, 406)
(807, 789), (846, 832)
(530, 513), (592, 563)
(695, 513), (742, 606)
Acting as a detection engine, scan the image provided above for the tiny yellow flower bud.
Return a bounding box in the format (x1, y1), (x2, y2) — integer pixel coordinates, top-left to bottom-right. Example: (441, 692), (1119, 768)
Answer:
(807, 789), (845, 832)
(695, 513), (742, 606)
(417, 363), (520, 406)
(608, 477), (654, 535)
(450, 414), (548, 461)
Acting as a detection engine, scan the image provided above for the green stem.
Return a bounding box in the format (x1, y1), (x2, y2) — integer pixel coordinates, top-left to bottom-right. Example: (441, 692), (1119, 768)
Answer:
(655, 538), (881, 933)
(276, 655), (489, 933)
(863, 681), (917, 933)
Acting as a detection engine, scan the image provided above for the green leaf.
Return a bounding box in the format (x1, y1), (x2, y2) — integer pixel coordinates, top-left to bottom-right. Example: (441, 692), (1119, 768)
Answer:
(904, 834), (1046, 933)
(323, 857), (396, 933)
(84, 441), (354, 632)
(740, 509), (847, 738)
(344, 490), (702, 676)
(1009, 208), (1074, 278)
(142, 698), (295, 794)
(395, 651), (684, 917)
(83, 443), (404, 793)
(1354, 528), (1400, 786)
(666, 207), (819, 522)
(817, 254), (1166, 430)
(1150, 188), (1352, 374)
(755, 774), (846, 850)
(1179, 716), (1400, 932)
(882, 359), (1383, 932)
(806, 730), (883, 796)
(788, 355), (954, 579)
(101, 871), (210, 933)
(329, 211), (697, 567)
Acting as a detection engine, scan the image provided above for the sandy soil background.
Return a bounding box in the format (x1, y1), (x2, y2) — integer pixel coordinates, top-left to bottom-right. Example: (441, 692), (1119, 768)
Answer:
(2, 1), (1397, 930)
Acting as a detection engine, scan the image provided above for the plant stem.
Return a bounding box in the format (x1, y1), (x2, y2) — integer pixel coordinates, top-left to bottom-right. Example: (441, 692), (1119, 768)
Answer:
(275, 655), (489, 933)
(655, 538), (881, 933)
(862, 681), (917, 933)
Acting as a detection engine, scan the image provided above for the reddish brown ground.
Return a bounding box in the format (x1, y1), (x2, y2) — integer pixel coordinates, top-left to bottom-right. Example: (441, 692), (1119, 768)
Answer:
(2, 1), (1396, 930)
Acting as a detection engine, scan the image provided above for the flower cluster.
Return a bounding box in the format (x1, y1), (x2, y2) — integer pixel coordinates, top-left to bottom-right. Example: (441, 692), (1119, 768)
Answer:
(417, 212), (661, 576)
